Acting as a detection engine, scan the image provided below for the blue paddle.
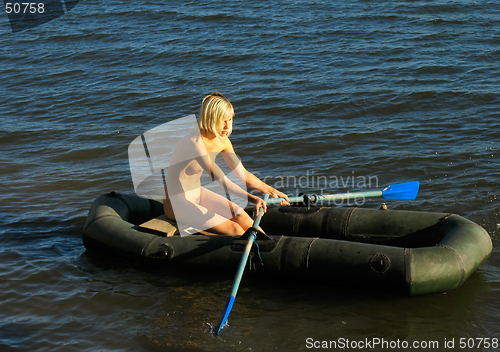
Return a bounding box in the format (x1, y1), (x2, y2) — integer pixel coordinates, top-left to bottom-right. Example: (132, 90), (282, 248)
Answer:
(266, 181), (420, 205)
(215, 193), (270, 335)
(215, 181), (419, 334)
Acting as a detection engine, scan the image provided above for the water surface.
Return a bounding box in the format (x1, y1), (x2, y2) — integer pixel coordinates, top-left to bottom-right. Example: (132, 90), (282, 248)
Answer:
(1, 1), (499, 351)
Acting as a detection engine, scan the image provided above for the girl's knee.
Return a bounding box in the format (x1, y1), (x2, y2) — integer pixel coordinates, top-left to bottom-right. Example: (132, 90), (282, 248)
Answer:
(233, 211), (252, 226)
(226, 221), (245, 236)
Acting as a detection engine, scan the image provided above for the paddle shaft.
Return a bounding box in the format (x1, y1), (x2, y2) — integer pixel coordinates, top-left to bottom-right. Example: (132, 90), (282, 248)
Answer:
(227, 203), (267, 298)
(216, 193), (269, 334)
(266, 191), (382, 205)
(216, 181), (418, 334)
(266, 181), (420, 205)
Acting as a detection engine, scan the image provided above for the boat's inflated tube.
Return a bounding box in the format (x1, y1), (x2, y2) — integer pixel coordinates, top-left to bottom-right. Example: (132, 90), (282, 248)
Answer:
(83, 192), (492, 296)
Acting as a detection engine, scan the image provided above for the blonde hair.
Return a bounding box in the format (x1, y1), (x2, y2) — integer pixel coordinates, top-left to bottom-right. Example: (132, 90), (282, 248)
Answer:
(198, 92), (234, 138)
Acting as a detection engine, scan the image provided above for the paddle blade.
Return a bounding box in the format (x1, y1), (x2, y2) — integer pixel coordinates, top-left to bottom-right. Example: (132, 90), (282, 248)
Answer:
(216, 295), (235, 335)
(382, 181), (420, 200)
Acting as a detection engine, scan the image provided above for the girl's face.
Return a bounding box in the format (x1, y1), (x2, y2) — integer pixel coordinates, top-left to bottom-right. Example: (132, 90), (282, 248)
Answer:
(217, 114), (233, 137)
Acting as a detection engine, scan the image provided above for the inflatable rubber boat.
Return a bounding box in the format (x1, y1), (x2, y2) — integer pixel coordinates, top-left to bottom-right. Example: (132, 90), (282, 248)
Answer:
(83, 192), (492, 296)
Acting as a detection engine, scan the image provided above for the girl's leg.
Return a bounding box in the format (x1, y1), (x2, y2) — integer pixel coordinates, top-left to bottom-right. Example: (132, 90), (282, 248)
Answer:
(184, 202), (245, 236)
(165, 187), (260, 236)
(200, 187), (254, 233)
(167, 192), (246, 236)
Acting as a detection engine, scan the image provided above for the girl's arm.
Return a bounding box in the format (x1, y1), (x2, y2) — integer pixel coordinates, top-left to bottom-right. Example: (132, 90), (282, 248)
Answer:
(222, 139), (289, 205)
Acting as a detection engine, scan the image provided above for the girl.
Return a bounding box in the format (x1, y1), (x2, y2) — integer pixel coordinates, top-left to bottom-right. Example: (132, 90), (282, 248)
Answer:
(163, 92), (289, 236)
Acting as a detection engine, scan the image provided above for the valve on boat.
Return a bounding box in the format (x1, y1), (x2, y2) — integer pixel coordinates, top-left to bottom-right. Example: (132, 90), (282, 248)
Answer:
(370, 254), (390, 274)
(379, 203), (388, 210)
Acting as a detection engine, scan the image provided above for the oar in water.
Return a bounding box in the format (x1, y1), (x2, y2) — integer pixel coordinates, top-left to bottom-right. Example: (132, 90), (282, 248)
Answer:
(266, 181), (420, 205)
(215, 193), (270, 335)
(215, 181), (419, 334)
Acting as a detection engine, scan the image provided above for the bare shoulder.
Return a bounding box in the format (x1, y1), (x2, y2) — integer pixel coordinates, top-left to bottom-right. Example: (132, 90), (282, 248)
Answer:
(189, 133), (206, 149)
(221, 136), (235, 153)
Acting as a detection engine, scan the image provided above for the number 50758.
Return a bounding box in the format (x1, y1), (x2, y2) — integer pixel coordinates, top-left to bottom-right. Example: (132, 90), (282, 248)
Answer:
(5, 3), (45, 14)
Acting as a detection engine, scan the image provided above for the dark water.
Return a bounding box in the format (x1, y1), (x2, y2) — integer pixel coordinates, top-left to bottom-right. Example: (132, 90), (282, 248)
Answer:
(1, 1), (499, 351)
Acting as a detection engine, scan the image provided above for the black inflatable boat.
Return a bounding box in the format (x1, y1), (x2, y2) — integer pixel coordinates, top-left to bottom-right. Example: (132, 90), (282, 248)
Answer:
(83, 192), (492, 296)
